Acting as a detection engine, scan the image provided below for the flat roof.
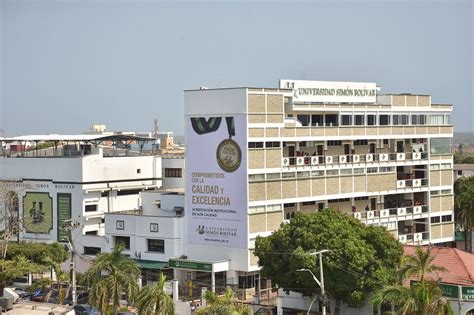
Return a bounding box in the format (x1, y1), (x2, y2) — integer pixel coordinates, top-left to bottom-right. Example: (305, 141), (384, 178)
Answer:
(1, 134), (155, 142)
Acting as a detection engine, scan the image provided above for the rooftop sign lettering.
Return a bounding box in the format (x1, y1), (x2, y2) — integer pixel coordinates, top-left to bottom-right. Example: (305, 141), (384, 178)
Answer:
(280, 79), (377, 104)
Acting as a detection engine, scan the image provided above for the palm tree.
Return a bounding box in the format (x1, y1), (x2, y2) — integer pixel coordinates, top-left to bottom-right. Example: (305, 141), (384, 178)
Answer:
(196, 288), (251, 315)
(135, 273), (174, 315)
(84, 244), (140, 315)
(454, 177), (474, 253)
(372, 246), (452, 315)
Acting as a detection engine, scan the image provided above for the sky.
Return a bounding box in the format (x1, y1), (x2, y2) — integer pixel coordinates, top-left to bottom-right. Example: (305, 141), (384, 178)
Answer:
(0, 0), (472, 136)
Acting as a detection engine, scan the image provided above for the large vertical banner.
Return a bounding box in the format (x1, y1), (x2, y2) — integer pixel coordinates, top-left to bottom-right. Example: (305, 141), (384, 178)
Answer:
(186, 115), (247, 248)
(57, 193), (72, 242)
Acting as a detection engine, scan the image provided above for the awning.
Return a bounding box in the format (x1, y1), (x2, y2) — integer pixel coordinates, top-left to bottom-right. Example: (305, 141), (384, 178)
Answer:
(135, 259), (168, 270)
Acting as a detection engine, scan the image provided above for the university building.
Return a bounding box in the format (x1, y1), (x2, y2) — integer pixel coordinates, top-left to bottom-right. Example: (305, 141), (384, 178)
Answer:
(182, 80), (454, 299)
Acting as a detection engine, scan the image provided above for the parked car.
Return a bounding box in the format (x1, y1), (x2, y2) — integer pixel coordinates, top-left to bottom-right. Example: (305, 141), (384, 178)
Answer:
(30, 288), (50, 302)
(73, 304), (101, 315)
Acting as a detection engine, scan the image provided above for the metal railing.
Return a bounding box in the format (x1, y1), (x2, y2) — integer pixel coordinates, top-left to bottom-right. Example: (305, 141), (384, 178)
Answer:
(353, 204), (429, 221)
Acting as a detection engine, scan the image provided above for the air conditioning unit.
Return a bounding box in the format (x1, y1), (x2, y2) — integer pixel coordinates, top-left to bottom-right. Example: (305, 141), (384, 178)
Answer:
(397, 153), (406, 161)
(353, 212), (362, 220)
(414, 233), (423, 243)
(397, 180), (406, 188)
(311, 156), (318, 165)
(353, 155), (360, 163)
(297, 157), (305, 166)
(366, 154), (373, 162)
(282, 158), (290, 167)
(413, 179), (421, 187)
(367, 210), (375, 219)
(339, 155), (347, 163)
(399, 234), (407, 244)
(413, 206), (422, 214)
(397, 207), (407, 216)
(325, 156), (333, 164)
(412, 152), (421, 160)
(379, 153), (388, 162)
(380, 210), (389, 218)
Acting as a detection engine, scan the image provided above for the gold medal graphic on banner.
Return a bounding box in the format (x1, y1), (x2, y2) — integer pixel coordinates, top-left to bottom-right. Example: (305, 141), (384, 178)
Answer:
(190, 116), (241, 173)
(216, 117), (241, 173)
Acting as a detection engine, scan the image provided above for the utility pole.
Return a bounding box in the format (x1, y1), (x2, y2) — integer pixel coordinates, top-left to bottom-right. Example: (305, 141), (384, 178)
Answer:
(63, 219), (80, 306)
(297, 249), (331, 315)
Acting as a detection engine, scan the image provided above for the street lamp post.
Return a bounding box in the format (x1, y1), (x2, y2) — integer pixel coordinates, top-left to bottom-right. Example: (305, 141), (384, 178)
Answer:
(63, 219), (80, 306)
(297, 249), (331, 315)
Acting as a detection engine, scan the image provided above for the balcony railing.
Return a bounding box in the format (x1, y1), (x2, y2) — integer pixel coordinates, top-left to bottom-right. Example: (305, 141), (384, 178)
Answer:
(282, 152), (428, 168)
(396, 178), (429, 189)
(398, 232), (429, 244)
(353, 205), (429, 221)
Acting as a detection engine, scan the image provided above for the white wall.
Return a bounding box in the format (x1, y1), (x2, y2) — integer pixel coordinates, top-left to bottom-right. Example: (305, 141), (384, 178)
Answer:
(0, 157), (82, 182)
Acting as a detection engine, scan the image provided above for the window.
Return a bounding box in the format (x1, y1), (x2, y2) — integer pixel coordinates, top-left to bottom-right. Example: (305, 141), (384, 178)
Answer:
(267, 204), (282, 212)
(116, 220), (125, 230)
(383, 139), (389, 145)
(284, 203), (295, 208)
(430, 138), (452, 155)
(297, 171), (310, 178)
(379, 115), (390, 125)
(367, 115), (376, 126)
(248, 142), (264, 149)
(266, 173), (280, 180)
(85, 204), (97, 212)
(430, 216), (440, 224)
(150, 223), (159, 232)
(147, 239), (165, 253)
(249, 174), (265, 181)
(354, 140), (368, 146)
(265, 142), (280, 148)
(430, 115), (444, 125)
(393, 115), (400, 125)
(327, 140), (342, 146)
(115, 236), (130, 250)
(441, 189), (452, 195)
(101, 191), (109, 197)
(340, 169), (352, 175)
(341, 115), (352, 126)
(325, 114), (338, 126)
(311, 115), (323, 126)
(367, 167), (378, 173)
(354, 168), (365, 174)
(430, 190), (440, 196)
(164, 168), (182, 178)
(85, 231), (98, 236)
(441, 215), (452, 223)
(401, 115), (408, 125)
(311, 170), (324, 176)
(440, 163), (451, 170)
(379, 167), (395, 173)
(83, 247), (101, 255)
(117, 189), (142, 196)
(326, 170), (339, 176)
(239, 274), (258, 289)
(136, 169), (141, 174)
(355, 196), (369, 201)
(249, 206), (265, 214)
(297, 115), (310, 126)
(282, 172), (295, 178)
(430, 164), (440, 171)
(302, 201), (316, 206)
(355, 115), (364, 125)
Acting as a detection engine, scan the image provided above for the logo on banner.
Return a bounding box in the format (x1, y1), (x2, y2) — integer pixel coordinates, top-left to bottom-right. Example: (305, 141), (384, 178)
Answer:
(190, 116), (242, 173)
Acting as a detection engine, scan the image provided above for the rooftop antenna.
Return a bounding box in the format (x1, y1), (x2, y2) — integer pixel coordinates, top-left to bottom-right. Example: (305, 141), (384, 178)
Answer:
(153, 119), (159, 138)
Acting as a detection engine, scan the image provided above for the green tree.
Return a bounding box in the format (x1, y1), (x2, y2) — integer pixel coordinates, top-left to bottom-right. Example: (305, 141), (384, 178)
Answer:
(135, 273), (174, 315)
(254, 209), (404, 315)
(372, 246), (452, 315)
(454, 177), (474, 253)
(0, 256), (41, 297)
(84, 244), (140, 315)
(195, 288), (251, 315)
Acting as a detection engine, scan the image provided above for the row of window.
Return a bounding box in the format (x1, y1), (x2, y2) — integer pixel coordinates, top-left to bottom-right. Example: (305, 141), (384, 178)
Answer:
(249, 204), (282, 214)
(113, 236), (165, 253)
(248, 142), (281, 148)
(248, 166), (396, 181)
(295, 113), (450, 127)
(430, 189), (452, 196)
(164, 168), (182, 178)
(429, 163), (452, 170)
(430, 215), (452, 224)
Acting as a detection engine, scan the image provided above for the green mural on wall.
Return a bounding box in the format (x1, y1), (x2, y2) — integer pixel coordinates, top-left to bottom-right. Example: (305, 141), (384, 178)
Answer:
(23, 192), (53, 234)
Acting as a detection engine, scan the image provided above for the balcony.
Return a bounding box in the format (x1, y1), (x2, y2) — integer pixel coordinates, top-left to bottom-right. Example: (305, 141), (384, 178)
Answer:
(353, 205), (429, 222)
(281, 152), (428, 168)
(398, 232), (429, 244)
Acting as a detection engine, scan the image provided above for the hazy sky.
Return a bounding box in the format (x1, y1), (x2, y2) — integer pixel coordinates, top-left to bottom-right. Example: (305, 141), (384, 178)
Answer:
(1, 0), (472, 136)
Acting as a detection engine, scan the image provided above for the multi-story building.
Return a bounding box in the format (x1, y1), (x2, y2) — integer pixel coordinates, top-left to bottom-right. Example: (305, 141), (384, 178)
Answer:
(181, 80), (454, 298)
(0, 134), (162, 272)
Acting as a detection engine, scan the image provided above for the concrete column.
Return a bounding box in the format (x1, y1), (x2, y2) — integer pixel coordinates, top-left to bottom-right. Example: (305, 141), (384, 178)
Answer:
(201, 288), (207, 307)
(27, 272), (32, 286)
(276, 296), (283, 315)
(211, 272), (215, 293)
(172, 280), (179, 302)
(138, 276), (143, 290)
(226, 270), (238, 286)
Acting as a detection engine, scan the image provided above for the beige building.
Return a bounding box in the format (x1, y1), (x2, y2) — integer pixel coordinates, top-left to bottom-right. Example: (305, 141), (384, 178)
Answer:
(183, 80), (454, 298)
